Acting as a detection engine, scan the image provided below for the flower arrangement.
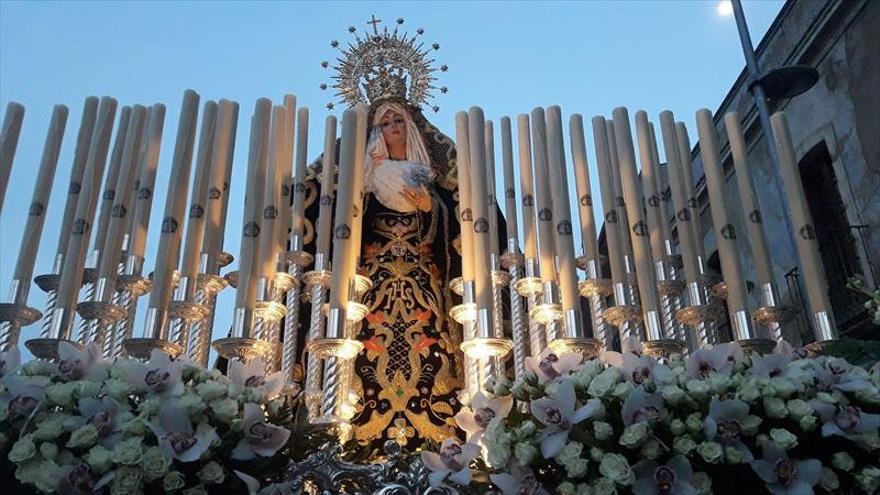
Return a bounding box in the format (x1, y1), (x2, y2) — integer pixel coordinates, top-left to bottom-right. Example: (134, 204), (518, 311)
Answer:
(421, 339), (880, 495)
(0, 343), (327, 494)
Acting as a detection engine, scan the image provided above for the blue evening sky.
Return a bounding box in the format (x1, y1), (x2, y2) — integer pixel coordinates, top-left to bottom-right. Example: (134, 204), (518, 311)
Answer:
(0, 1), (783, 362)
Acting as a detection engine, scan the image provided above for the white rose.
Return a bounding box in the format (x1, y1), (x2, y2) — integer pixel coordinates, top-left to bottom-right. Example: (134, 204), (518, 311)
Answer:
(66, 424), (99, 448)
(598, 453), (634, 486)
(39, 442), (58, 461)
(799, 415), (818, 432)
(593, 421), (614, 441)
(640, 439), (661, 460)
(111, 437), (143, 466)
(103, 378), (134, 401)
(786, 399), (813, 420)
(197, 460), (226, 484)
(769, 377), (796, 398)
(196, 380), (227, 401)
(592, 478), (618, 495)
(740, 415), (762, 436)
(820, 467), (840, 491)
(769, 428), (798, 450)
(669, 419), (686, 436)
(46, 382), (77, 406)
(686, 379), (710, 395)
(764, 397), (788, 418)
(831, 451), (855, 471)
(661, 384), (686, 404)
(84, 445), (113, 473)
(619, 422), (649, 449)
(143, 446), (172, 481)
(210, 398), (239, 423)
(855, 466), (880, 494)
(8, 434), (37, 463)
(33, 460), (61, 493)
(75, 380), (102, 399)
(111, 466), (143, 495)
(724, 446), (746, 464)
(514, 442), (537, 465)
(33, 413), (67, 441)
(696, 442), (723, 464)
(588, 367), (622, 398)
(178, 394), (207, 416)
(611, 382), (633, 400)
(673, 436), (696, 455)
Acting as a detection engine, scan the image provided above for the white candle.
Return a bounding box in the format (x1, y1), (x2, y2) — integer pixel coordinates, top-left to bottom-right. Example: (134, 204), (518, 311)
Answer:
(770, 112), (837, 341)
(613, 108), (662, 337)
(91, 106), (131, 262)
(202, 100), (239, 273)
(648, 122), (674, 256)
(546, 106), (583, 336)
(591, 117), (627, 289)
(724, 112), (774, 289)
(606, 121), (634, 272)
(350, 104), (369, 266)
(289, 108), (309, 251)
(232, 99), (272, 338)
(455, 112), (475, 282)
(696, 108), (754, 340)
(327, 109), (359, 327)
(634, 112), (669, 269)
(484, 120), (500, 262)
(675, 123), (705, 263)
(129, 104), (167, 261)
(0, 102), (25, 213)
(11, 105), (68, 304)
(277, 95), (296, 254)
(315, 115), (337, 264)
(96, 106), (148, 297)
(468, 107), (493, 336)
(256, 105), (287, 286)
(569, 114), (600, 274)
(529, 108), (557, 285)
(517, 114), (538, 264)
(53, 97), (118, 339)
(500, 117), (518, 250)
(145, 90), (201, 339)
(55, 97), (99, 265)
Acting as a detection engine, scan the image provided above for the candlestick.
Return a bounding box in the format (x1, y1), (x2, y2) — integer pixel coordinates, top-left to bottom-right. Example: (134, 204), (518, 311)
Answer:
(696, 108), (772, 353)
(130, 90), (200, 355)
(674, 123), (706, 269)
(314, 115), (338, 267)
(500, 117), (519, 250)
(290, 108), (309, 252)
(104, 104), (166, 359)
(606, 121), (636, 281)
(0, 105), (68, 351)
(78, 106), (147, 347)
(34, 96), (117, 355)
(0, 102), (25, 214)
(592, 117), (640, 341)
(37, 97), (99, 339)
(724, 112), (788, 342)
(228, 99), (272, 342)
(659, 111), (721, 347)
(256, 106), (287, 297)
(613, 107), (666, 344)
(90, 106), (132, 268)
(770, 112), (838, 346)
(207, 101), (240, 272)
(470, 107), (496, 339)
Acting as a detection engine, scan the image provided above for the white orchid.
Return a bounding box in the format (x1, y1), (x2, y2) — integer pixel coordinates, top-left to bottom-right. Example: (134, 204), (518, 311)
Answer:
(228, 357), (284, 399)
(703, 397), (754, 461)
(685, 342), (742, 380)
(633, 455), (697, 495)
(525, 348), (582, 382)
(530, 379), (601, 457)
(118, 349), (184, 397)
(490, 464), (549, 495)
(420, 438), (480, 487)
(231, 403), (291, 460)
(812, 400), (880, 441)
(750, 443), (821, 495)
(1, 374), (45, 420)
(621, 387), (664, 426)
(606, 351), (672, 386)
(57, 341), (106, 381)
(455, 391), (513, 443)
(150, 402), (218, 462)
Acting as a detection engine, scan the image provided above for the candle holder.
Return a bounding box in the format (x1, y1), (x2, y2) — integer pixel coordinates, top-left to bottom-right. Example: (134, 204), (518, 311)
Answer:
(217, 251), (234, 268)
(578, 277), (613, 349)
(123, 338), (183, 360)
(34, 267), (94, 339)
(106, 273), (151, 359)
(281, 249), (312, 388)
(302, 267), (333, 421)
(737, 338), (778, 355)
(501, 250), (528, 380)
(76, 300), (127, 348)
(751, 282), (792, 343)
(549, 337), (603, 360)
(642, 339), (687, 360)
(449, 277), (465, 297)
(212, 336), (274, 363)
(0, 303), (42, 351)
(313, 307), (364, 428)
(25, 337), (82, 361)
(602, 305), (642, 327)
(461, 337), (514, 360)
(184, 273), (228, 367)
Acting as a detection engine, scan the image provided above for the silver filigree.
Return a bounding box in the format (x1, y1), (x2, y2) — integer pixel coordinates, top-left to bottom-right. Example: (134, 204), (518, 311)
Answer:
(322, 15), (447, 111)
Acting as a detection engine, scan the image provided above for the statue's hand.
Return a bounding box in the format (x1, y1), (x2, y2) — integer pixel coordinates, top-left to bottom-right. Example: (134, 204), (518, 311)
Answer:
(403, 187), (432, 212)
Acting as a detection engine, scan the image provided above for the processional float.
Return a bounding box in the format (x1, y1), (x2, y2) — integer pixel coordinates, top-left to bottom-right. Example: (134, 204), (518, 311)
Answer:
(0, 23), (840, 438)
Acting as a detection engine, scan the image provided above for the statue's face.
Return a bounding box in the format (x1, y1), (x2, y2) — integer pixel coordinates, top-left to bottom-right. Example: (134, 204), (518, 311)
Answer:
(379, 111), (407, 149)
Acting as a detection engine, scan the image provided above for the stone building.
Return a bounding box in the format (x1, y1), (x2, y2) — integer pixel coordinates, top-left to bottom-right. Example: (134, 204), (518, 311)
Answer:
(678, 0), (879, 343)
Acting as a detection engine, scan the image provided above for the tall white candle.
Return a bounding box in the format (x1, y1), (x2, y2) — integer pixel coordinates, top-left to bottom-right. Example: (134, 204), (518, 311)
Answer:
(500, 117), (519, 250)
(232, 99), (272, 338)
(649, 122), (674, 256)
(350, 105), (369, 266)
(0, 102), (25, 213)
(468, 107), (493, 336)
(569, 114), (600, 274)
(675, 123), (705, 263)
(455, 112), (475, 282)
(290, 108), (309, 251)
(315, 115), (337, 263)
(11, 105), (68, 304)
(257, 105), (286, 285)
(613, 107), (662, 339)
(53, 96), (118, 339)
(696, 109), (754, 340)
(484, 120), (500, 262)
(277, 95), (297, 254)
(530, 108), (556, 285)
(592, 117), (627, 289)
(145, 90), (201, 339)
(179, 101), (218, 297)
(517, 114), (538, 264)
(55, 97), (99, 266)
(606, 121), (634, 272)
(202, 100), (238, 272)
(546, 106), (583, 337)
(328, 109), (359, 326)
(96, 106), (147, 297)
(770, 112), (837, 341)
(91, 106), (131, 263)
(129, 104), (167, 262)
(635, 112), (668, 270)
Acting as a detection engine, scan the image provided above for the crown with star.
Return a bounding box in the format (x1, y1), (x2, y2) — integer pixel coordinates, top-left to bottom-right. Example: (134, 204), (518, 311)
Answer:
(320, 15), (448, 112)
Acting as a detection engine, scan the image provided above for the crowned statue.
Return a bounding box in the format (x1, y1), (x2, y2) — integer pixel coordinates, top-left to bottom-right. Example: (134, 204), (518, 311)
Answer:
(293, 18), (503, 450)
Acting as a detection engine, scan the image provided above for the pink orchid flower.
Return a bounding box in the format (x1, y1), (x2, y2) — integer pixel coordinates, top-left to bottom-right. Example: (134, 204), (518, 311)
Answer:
(232, 403), (291, 460)
(530, 379), (601, 457)
(454, 391), (513, 442)
(229, 357), (284, 399)
(420, 438), (480, 487)
(525, 347), (582, 382)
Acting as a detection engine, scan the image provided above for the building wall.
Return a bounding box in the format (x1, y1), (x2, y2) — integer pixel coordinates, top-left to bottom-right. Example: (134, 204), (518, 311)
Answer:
(683, 0), (879, 343)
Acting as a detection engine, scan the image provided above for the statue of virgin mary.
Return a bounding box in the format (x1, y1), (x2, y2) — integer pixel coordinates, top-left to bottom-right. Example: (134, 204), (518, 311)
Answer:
(294, 19), (481, 450)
